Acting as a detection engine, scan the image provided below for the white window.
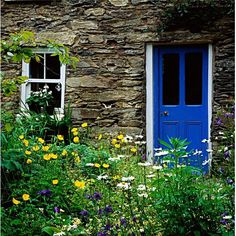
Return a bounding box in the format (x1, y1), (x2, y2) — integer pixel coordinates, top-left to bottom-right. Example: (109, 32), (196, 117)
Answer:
(21, 49), (66, 114)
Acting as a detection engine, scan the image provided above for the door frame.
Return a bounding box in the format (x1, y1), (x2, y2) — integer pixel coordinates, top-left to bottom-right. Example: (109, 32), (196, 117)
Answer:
(145, 43), (213, 167)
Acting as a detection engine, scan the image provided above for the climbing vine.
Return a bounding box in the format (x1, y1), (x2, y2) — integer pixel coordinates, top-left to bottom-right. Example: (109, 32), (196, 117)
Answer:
(158, 0), (234, 32)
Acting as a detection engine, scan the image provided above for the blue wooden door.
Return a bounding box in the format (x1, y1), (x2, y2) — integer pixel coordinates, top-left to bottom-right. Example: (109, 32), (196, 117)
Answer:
(153, 46), (209, 172)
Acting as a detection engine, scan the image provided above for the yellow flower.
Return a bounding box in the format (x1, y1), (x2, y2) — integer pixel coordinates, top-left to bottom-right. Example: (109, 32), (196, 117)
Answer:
(73, 131), (79, 136)
(43, 154), (51, 161)
(12, 198), (21, 205)
(111, 139), (117, 145)
(52, 179), (59, 185)
(87, 178), (95, 183)
(117, 134), (124, 140)
(163, 163), (168, 168)
(62, 150), (67, 156)
(102, 163), (109, 168)
(74, 180), (86, 189)
(131, 147), (137, 153)
(26, 159), (32, 164)
(38, 138), (45, 144)
(22, 194), (30, 201)
(32, 145), (40, 151)
(94, 163), (101, 168)
(23, 139), (29, 147)
(112, 175), (121, 180)
(50, 153), (58, 159)
(19, 135), (24, 140)
(81, 123), (88, 128)
(98, 134), (103, 140)
(57, 135), (64, 141)
(75, 157), (81, 163)
(25, 150), (32, 155)
(71, 128), (78, 133)
(73, 218), (81, 225)
(42, 145), (50, 151)
(115, 144), (121, 149)
(73, 136), (79, 143)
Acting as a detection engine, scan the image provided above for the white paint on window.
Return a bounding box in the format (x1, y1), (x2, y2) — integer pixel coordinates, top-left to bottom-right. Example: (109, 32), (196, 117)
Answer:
(21, 49), (66, 114)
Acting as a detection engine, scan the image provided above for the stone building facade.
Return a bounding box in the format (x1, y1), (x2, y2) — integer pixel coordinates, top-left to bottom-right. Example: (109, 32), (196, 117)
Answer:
(1, 0), (234, 157)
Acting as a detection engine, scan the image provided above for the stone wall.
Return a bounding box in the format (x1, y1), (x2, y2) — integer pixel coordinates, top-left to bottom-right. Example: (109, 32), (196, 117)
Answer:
(1, 0), (234, 137)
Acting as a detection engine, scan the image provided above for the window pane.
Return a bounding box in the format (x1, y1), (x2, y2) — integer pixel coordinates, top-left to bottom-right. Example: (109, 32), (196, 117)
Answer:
(185, 53), (202, 105)
(29, 54), (44, 79)
(30, 82), (61, 108)
(46, 55), (60, 79)
(162, 54), (179, 105)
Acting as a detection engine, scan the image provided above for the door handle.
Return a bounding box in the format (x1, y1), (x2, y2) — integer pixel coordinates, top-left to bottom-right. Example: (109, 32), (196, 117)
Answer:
(161, 111), (169, 116)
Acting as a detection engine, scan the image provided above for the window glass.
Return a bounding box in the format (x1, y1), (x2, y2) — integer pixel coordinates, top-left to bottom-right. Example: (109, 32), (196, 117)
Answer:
(31, 82), (61, 108)
(185, 53), (202, 105)
(46, 55), (60, 79)
(162, 54), (179, 105)
(29, 54), (44, 79)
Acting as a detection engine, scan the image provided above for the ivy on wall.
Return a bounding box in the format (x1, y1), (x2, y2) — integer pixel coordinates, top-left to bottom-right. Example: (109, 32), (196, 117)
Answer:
(158, 0), (234, 32)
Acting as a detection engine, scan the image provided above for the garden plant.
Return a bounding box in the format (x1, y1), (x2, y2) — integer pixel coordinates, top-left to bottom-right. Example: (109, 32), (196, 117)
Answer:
(1, 31), (235, 236)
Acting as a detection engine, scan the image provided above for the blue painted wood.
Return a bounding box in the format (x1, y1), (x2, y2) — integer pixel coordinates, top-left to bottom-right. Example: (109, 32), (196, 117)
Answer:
(153, 46), (209, 173)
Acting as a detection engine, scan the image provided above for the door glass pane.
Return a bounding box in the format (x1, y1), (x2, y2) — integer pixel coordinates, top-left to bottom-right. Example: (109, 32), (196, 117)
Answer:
(46, 55), (60, 79)
(29, 54), (44, 79)
(162, 54), (179, 105)
(185, 53), (202, 105)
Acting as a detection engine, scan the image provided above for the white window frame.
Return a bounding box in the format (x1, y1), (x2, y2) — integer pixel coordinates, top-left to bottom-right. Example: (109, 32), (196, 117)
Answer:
(21, 48), (66, 114)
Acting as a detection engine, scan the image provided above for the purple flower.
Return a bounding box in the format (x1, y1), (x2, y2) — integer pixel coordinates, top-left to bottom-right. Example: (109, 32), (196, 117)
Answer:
(224, 150), (230, 159)
(221, 212), (228, 217)
(80, 210), (89, 217)
(220, 219), (228, 225)
(132, 216), (137, 222)
(37, 189), (52, 196)
(93, 192), (102, 201)
(54, 207), (60, 213)
(105, 223), (111, 231)
(215, 118), (223, 126)
(227, 178), (234, 185)
(104, 205), (113, 214)
(97, 232), (106, 236)
(224, 113), (234, 118)
(142, 154), (146, 161)
(120, 217), (127, 227)
(98, 208), (103, 215)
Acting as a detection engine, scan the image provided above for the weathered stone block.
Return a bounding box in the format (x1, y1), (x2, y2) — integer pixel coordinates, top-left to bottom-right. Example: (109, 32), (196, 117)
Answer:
(70, 20), (98, 30)
(36, 32), (76, 45)
(84, 8), (105, 16)
(67, 76), (110, 88)
(108, 0), (128, 6)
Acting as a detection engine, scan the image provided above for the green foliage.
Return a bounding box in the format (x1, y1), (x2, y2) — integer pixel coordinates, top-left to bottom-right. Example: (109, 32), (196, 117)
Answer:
(1, 30), (79, 97)
(152, 138), (234, 235)
(158, 0), (234, 32)
(1, 116), (234, 236)
(212, 101), (234, 179)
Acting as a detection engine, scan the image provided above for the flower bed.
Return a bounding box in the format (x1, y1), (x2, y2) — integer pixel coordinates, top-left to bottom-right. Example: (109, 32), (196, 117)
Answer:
(1, 118), (234, 235)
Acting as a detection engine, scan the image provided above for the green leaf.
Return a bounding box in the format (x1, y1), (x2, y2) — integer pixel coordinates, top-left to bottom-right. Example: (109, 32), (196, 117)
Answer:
(159, 139), (172, 149)
(35, 55), (41, 62)
(41, 226), (61, 236)
(5, 123), (13, 132)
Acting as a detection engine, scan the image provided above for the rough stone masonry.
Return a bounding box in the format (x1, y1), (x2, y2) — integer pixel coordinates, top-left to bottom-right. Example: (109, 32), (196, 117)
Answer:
(1, 0), (234, 138)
